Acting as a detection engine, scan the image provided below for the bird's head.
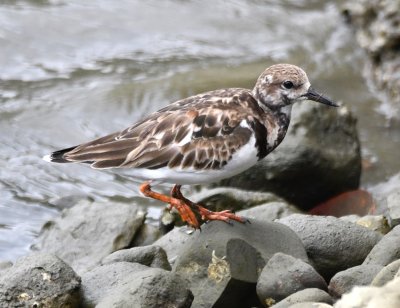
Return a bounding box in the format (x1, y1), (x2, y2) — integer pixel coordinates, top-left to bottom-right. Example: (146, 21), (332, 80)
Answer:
(253, 63), (338, 111)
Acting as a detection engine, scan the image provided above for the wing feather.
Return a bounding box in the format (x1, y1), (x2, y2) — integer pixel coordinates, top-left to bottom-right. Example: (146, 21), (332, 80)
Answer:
(56, 88), (265, 171)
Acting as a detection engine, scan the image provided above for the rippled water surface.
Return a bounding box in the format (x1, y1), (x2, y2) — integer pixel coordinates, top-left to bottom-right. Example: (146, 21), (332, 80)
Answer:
(1, 0), (399, 261)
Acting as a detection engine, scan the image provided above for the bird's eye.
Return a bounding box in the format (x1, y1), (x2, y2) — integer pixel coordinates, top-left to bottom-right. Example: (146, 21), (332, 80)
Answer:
(282, 81), (294, 89)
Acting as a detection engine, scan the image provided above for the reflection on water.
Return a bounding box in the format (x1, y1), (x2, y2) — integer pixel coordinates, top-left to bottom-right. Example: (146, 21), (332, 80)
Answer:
(1, 0), (399, 261)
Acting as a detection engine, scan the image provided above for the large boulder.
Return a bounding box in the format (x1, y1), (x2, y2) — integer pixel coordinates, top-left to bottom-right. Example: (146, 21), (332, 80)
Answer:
(173, 219), (308, 308)
(220, 102), (361, 209)
(81, 262), (193, 308)
(277, 214), (382, 279)
(0, 253), (81, 307)
(33, 200), (145, 274)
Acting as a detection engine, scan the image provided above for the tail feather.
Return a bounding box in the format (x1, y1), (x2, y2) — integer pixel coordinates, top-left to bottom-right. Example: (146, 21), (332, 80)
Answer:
(43, 146), (78, 163)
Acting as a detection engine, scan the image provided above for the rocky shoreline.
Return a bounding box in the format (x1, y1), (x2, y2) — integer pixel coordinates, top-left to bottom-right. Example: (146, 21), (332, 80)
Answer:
(1, 0), (400, 307)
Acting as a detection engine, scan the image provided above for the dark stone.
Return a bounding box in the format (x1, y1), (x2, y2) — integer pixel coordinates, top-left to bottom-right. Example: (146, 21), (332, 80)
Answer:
(273, 288), (333, 308)
(173, 219), (308, 308)
(256, 253), (327, 306)
(372, 259), (400, 287)
(363, 225), (400, 266)
(220, 102), (361, 210)
(278, 214), (382, 279)
(33, 200), (145, 275)
(81, 262), (192, 308)
(328, 264), (383, 298)
(0, 253), (81, 307)
(102, 245), (171, 271)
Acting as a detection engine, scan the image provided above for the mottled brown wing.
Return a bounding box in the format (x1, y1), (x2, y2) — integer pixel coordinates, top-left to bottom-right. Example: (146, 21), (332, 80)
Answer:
(62, 89), (259, 170)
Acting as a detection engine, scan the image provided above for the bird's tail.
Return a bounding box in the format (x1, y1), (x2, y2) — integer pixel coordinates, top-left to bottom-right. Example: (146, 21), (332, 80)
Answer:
(43, 146), (78, 163)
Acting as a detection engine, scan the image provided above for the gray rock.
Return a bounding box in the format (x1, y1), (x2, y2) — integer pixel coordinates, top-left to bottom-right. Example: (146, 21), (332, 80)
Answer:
(102, 245), (171, 270)
(190, 186), (286, 212)
(173, 219), (308, 308)
(220, 102), (361, 209)
(363, 225), (400, 266)
(328, 264), (383, 298)
(152, 225), (196, 265)
(272, 289), (332, 308)
(34, 200), (145, 275)
(81, 262), (192, 308)
(0, 253), (81, 307)
(372, 259), (400, 287)
(257, 253), (327, 306)
(131, 223), (162, 246)
(278, 214), (382, 279)
(334, 276), (400, 308)
(238, 201), (301, 222)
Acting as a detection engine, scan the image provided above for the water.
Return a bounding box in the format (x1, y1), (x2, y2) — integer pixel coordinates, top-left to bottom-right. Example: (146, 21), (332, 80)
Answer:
(1, 0), (399, 262)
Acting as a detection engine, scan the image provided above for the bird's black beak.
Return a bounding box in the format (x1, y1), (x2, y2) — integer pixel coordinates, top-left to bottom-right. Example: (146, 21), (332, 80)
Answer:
(305, 87), (339, 107)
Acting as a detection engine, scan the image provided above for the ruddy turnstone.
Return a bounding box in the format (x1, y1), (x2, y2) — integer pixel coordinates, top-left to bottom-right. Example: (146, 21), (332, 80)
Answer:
(44, 64), (338, 229)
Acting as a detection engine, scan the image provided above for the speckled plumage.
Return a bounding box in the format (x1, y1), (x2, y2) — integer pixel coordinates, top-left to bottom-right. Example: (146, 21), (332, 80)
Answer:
(45, 64), (337, 228)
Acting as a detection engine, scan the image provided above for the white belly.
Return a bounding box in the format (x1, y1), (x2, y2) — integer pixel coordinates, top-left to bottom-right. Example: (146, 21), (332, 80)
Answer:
(112, 134), (259, 185)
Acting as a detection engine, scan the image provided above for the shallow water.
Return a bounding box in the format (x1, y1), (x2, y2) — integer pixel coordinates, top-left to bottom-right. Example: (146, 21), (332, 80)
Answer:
(1, 0), (399, 262)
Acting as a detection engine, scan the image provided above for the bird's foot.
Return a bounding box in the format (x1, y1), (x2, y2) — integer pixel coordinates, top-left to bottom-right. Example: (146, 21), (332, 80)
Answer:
(195, 205), (248, 225)
(140, 182), (200, 229)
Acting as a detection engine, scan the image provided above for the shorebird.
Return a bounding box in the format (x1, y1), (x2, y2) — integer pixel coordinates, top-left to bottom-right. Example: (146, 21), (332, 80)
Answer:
(44, 64), (338, 229)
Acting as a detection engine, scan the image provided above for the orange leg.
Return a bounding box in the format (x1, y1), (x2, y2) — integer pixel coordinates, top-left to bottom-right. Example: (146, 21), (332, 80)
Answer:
(139, 182), (200, 229)
(171, 185), (248, 225)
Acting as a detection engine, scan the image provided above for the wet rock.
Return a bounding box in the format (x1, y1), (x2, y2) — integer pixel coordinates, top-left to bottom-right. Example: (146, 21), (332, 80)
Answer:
(273, 288), (333, 308)
(34, 200), (146, 274)
(173, 220), (308, 308)
(131, 223), (162, 246)
(238, 201), (301, 222)
(328, 264), (383, 298)
(221, 102), (361, 210)
(334, 276), (400, 308)
(190, 186), (285, 212)
(363, 225), (400, 266)
(278, 214), (382, 279)
(257, 253), (327, 306)
(372, 259), (400, 287)
(152, 225), (196, 265)
(102, 245), (171, 270)
(81, 262), (192, 308)
(342, 0), (400, 104)
(0, 253), (81, 307)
